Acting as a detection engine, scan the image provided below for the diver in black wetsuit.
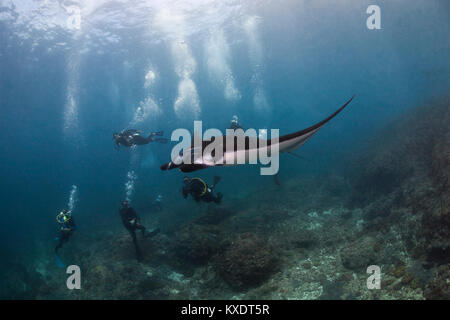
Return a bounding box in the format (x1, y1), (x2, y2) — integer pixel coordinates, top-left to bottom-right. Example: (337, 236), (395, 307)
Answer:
(182, 176), (223, 204)
(152, 194), (163, 212)
(119, 200), (160, 260)
(113, 129), (168, 148)
(55, 210), (76, 253)
(228, 115), (244, 131)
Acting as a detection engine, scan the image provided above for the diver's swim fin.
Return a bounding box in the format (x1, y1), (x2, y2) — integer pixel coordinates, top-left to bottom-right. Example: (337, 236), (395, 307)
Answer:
(55, 254), (65, 269)
(144, 228), (160, 238)
(274, 173), (281, 186)
(216, 192), (223, 203)
(155, 138), (168, 144)
(213, 176), (221, 187)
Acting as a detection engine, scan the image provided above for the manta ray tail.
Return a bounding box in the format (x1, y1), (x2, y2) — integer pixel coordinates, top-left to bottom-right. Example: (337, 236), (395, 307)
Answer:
(287, 151), (310, 161)
(277, 96), (354, 153)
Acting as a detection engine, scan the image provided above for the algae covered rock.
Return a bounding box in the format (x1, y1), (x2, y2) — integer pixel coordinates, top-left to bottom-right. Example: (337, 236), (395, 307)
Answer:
(340, 236), (379, 271)
(174, 223), (223, 264)
(217, 232), (278, 289)
(424, 264), (450, 300)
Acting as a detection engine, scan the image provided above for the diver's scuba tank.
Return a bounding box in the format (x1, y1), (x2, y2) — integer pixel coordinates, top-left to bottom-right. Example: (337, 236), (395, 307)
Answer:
(191, 178), (208, 196)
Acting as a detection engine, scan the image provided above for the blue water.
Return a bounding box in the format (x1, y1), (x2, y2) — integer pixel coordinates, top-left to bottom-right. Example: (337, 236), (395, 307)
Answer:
(0, 0), (449, 299)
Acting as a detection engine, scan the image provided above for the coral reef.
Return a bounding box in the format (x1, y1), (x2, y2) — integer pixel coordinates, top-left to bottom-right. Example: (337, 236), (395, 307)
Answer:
(424, 264), (450, 299)
(3, 96), (449, 300)
(0, 261), (50, 299)
(347, 95), (450, 297)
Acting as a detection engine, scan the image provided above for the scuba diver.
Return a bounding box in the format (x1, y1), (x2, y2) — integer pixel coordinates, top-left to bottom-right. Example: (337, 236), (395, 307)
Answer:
(55, 209), (76, 253)
(228, 115), (244, 131)
(113, 129), (168, 148)
(182, 176), (223, 204)
(152, 194), (163, 212)
(119, 200), (160, 260)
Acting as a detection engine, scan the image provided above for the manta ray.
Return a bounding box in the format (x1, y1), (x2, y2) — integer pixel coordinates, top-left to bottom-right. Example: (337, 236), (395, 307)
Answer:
(161, 96), (354, 173)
